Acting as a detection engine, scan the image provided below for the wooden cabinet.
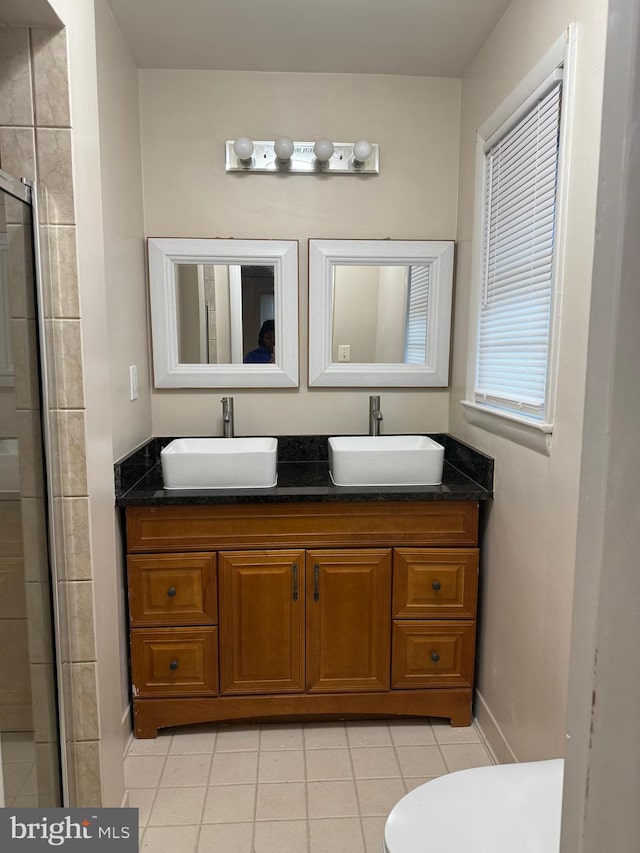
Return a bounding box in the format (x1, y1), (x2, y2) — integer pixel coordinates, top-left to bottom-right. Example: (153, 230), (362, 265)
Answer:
(391, 548), (478, 690)
(128, 552), (219, 700)
(218, 550), (305, 695)
(306, 549), (391, 693)
(125, 501), (480, 738)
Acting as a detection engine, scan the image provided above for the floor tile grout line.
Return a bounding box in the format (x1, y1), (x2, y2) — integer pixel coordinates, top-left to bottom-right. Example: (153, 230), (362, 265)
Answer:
(194, 727), (219, 852)
(345, 722), (368, 853)
(427, 717), (457, 776)
(301, 723), (311, 853)
(195, 743), (215, 845)
(434, 720), (495, 772)
(387, 718), (411, 795)
(135, 731), (172, 845)
(249, 723), (261, 853)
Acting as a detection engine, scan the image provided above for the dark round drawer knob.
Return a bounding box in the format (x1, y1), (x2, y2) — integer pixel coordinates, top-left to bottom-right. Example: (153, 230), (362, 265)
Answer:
(167, 587), (177, 598)
(169, 659), (179, 671)
(431, 652), (440, 663)
(432, 580), (441, 591)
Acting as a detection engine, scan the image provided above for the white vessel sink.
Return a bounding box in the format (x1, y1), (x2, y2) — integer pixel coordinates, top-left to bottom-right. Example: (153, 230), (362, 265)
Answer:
(328, 435), (444, 487)
(161, 437), (277, 489)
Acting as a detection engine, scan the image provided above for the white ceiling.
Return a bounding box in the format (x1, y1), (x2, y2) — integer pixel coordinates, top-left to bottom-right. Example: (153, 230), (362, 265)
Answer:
(105, 0), (511, 78)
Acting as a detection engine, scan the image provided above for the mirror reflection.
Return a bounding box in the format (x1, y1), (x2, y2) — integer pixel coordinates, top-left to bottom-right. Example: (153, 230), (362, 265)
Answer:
(175, 264), (275, 365)
(332, 264), (430, 364)
(308, 239), (454, 387)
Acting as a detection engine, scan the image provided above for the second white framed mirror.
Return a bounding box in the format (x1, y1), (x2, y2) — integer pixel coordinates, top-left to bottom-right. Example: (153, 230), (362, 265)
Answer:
(308, 239), (454, 387)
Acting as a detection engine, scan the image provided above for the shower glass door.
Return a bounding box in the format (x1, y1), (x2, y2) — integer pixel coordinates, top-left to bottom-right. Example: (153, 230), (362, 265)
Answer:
(0, 169), (62, 806)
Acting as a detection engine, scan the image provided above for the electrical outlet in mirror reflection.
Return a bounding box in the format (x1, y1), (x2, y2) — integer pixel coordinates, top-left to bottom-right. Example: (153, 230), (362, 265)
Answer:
(338, 344), (351, 362)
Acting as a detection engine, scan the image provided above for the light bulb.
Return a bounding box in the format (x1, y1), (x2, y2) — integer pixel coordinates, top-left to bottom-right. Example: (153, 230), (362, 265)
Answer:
(274, 136), (294, 161)
(233, 136), (254, 161)
(314, 138), (334, 163)
(353, 139), (373, 165)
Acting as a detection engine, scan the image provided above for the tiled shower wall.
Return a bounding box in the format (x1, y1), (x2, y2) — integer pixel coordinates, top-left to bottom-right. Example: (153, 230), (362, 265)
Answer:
(0, 25), (103, 806)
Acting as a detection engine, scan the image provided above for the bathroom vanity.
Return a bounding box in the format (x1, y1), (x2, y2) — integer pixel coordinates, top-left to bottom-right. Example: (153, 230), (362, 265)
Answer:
(115, 435), (493, 738)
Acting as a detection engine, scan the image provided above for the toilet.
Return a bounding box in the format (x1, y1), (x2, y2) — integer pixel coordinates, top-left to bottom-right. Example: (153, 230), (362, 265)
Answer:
(384, 758), (564, 853)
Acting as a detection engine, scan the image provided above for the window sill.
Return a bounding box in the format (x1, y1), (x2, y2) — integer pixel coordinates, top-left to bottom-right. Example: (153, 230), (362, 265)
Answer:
(461, 401), (553, 455)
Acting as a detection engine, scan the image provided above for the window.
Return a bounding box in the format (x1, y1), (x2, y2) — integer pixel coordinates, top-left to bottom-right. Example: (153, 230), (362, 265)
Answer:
(463, 31), (574, 452)
(404, 264), (430, 364)
(476, 73), (562, 423)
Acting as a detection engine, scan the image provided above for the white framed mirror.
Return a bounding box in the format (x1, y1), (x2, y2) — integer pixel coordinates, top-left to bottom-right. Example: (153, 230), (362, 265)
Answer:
(308, 239), (454, 387)
(148, 238), (298, 387)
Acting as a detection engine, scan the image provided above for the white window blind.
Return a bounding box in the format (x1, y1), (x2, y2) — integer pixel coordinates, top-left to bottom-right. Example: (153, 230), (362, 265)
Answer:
(475, 77), (562, 422)
(404, 264), (430, 364)
(260, 292), (275, 325)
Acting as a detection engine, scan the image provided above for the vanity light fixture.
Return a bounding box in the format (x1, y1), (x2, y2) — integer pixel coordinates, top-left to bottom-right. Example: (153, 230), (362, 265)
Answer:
(313, 138), (335, 163)
(274, 136), (295, 161)
(226, 137), (379, 174)
(232, 136), (254, 162)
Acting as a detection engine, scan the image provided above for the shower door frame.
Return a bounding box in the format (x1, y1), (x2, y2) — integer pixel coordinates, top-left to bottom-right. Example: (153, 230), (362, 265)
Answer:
(0, 166), (69, 805)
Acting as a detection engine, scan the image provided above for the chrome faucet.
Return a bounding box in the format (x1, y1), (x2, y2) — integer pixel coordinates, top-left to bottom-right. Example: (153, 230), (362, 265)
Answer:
(221, 397), (234, 438)
(369, 395), (383, 436)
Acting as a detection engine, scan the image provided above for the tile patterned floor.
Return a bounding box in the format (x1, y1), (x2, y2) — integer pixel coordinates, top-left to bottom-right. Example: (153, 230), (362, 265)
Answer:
(125, 718), (495, 852)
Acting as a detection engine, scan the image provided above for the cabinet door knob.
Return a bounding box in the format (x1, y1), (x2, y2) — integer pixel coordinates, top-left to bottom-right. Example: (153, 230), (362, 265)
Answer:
(432, 580), (441, 591)
(431, 652), (440, 663)
(313, 563), (320, 601)
(169, 659), (179, 671)
(167, 586), (177, 598)
(292, 563), (299, 602)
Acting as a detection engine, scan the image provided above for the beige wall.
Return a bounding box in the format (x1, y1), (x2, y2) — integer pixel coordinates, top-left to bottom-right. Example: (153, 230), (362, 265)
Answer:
(138, 70), (460, 437)
(95, 0), (150, 462)
(450, 0), (608, 760)
(94, 0), (150, 798)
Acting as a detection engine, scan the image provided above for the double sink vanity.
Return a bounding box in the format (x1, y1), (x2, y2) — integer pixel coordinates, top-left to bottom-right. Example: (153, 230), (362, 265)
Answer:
(115, 430), (493, 739)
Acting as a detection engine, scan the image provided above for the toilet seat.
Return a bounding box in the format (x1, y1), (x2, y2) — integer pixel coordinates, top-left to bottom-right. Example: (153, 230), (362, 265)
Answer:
(384, 758), (563, 853)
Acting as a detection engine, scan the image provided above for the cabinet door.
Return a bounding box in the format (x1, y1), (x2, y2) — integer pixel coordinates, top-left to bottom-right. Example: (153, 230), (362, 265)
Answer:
(218, 550), (305, 695)
(306, 549), (391, 693)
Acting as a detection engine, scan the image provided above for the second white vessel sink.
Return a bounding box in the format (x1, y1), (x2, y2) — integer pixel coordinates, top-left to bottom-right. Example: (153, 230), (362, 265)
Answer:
(161, 437), (277, 489)
(329, 435), (444, 487)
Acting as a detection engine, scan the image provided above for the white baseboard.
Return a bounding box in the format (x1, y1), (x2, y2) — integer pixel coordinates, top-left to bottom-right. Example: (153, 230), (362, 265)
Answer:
(474, 690), (518, 764)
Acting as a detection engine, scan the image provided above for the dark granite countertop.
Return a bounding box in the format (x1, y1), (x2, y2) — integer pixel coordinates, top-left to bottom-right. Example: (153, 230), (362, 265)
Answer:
(114, 434), (493, 507)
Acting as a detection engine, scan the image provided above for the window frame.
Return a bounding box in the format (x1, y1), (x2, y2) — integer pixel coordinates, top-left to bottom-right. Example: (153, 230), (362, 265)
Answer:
(463, 27), (576, 454)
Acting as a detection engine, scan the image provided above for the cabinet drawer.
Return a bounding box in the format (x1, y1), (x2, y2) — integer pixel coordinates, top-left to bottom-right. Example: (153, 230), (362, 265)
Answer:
(392, 621), (475, 689)
(126, 501), (478, 551)
(128, 554), (217, 626)
(392, 549), (478, 618)
(131, 627), (218, 697)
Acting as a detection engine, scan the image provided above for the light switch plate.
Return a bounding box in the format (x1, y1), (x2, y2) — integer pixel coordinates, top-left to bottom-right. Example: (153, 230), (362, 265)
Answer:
(129, 365), (138, 400)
